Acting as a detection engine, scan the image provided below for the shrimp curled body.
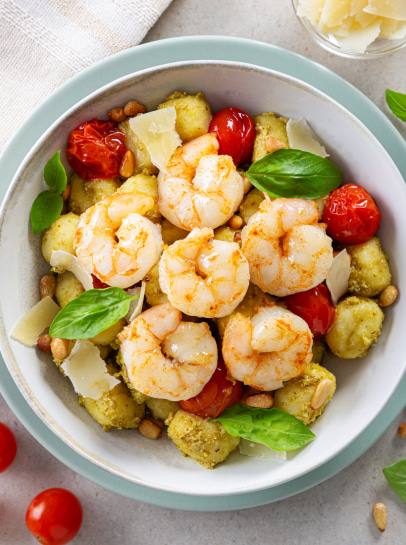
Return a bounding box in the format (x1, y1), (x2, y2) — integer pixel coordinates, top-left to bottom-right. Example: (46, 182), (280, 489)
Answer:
(118, 302), (218, 401)
(159, 227), (250, 318)
(241, 197), (333, 297)
(74, 192), (163, 289)
(222, 305), (313, 391)
(158, 133), (244, 230)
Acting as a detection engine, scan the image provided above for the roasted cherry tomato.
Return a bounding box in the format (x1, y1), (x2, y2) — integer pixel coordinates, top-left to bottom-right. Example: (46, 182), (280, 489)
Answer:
(0, 422), (17, 472)
(179, 361), (242, 419)
(66, 118), (127, 181)
(91, 274), (110, 290)
(26, 488), (83, 545)
(284, 283), (335, 340)
(208, 107), (255, 165)
(322, 183), (381, 245)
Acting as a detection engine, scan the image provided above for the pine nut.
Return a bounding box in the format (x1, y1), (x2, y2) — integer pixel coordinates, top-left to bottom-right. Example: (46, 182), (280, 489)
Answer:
(119, 149), (135, 178)
(265, 136), (287, 153)
(244, 393), (273, 409)
(139, 418), (162, 439)
(61, 184), (71, 201)
(379, 285), (398, 307)
(124, 100), (147, 117)
(310, 379), (333, 410)
(50, 338), (70, 361)
(373, 503), (387, 532)
(37, 334), (52, 353)
(107, 107), (127, 123)
(398, 423), (406, 438)
(228, 215), (243, 229)
(40, 274), (56, 299)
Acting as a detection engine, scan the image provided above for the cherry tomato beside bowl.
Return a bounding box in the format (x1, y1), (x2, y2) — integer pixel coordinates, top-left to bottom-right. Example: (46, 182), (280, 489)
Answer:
(208, 107), (255, 166)
(284, 283), (335, 340)
(26, 488), (83, 545)
(66, 118), (127, 181)
(0, 422), (17, 472)
(179, 361), (242, 419)
(322, 183), (381, 245)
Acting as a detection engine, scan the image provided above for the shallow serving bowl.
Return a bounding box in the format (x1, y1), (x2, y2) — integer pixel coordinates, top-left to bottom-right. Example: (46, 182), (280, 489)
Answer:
(0, 60), (406, 497)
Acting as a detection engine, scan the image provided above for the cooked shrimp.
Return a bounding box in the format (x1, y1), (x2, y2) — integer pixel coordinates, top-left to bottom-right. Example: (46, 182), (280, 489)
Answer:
(158, 133), (244, 230)
(74, 192), (163, 289)
(118, 302), (218, 401)
(241, 197), (333, 296)
(222, 305), (313, 391)
(159, 227), (250, 318)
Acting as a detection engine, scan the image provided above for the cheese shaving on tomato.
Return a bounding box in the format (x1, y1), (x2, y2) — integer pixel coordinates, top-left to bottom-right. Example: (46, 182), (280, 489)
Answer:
(126, 282), (146, 323)
(50, 250), (93, 291)
(61, 340), (120, 400)
(326, 249), (351, 304)
(239, 439), (287, 460)
(286, 118), (328, 158)
(11, 296), (60, 347)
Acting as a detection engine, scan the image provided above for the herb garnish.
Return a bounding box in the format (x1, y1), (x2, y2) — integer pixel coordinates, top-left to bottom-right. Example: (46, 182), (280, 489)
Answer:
(383, 459), (406, 503)
(386, 89), (406, 122)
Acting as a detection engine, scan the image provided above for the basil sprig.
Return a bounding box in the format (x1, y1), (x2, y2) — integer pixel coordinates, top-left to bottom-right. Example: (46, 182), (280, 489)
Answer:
(30, 151), (67, 235)
(383, 459), (406, 503)
(246, 149), (342, 199)
(212, 406), (315, 451)
(49, 287), (139, 339)
(386, 89), (406, 122)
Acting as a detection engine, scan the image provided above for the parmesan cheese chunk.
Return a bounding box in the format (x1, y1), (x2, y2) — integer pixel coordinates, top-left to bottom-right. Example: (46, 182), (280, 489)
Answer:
(11, 296), (60, 347)
(50, 250), (93, 291)
(61, 340), (120, 400)
(129, 107), (182, 172)
(286, 118), (328, 158)
(239, 439), (287, 460)
(126, 282), (146, 323)
(364, 0), (406, 21)
(326, 249), (351, 304)
(336, 19), (382, 52)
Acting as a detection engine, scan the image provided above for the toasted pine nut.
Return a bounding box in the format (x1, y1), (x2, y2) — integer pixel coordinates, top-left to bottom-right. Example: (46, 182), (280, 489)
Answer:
(61, 184), (71, 202)
(245, 393), (273, 409)
(124, 100), (147, 117)
(139, 418), (162, 439)
(379, 285), (398, 307)
(318, 222), (328, 231)
(398, 423), (406, 438)
(145, 416), (165, 430)
(50, 337), (70, 361)
(37, 334), (52, 353)
(265, 136), (287, 153)
(107, 107), (127, 123)
(40, 274), (56, 299)
(119, 149), (135, 178)
(228, 215), (243, 229)
(373, 503), (387, 532)
(310, 379), (333, 410)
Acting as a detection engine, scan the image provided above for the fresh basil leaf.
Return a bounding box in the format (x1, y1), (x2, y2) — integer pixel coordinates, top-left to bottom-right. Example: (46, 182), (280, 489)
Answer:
(212, 406), (315, 451)
(30, 191), (63, 235)
(44, 150), (67, 193)
(50, 288), (138, 339)
(386, 89), (406, 122)
(246, 149), (342, 199)
(383, 459), (406, 502)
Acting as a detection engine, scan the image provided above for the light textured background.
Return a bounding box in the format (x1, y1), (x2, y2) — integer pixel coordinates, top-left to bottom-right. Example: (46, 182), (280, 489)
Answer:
(1, 0), (406, 543)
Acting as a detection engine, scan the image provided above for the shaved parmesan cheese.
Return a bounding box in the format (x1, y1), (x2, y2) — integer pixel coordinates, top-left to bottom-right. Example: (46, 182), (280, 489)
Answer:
(286, 118), (328, 158)
(11, 296), (60, 347)
(239, 439), (287, 460)
(126, 281), (146, 323)
(297, 0), (326, 20)
(326, 249), (351, 304)
(319, 0), (352, 28)
(364, 0), (406, 21)
(62, 340), (120, 400)
(129, 107), (182, 172)
(50, 250), (93, 291)
(336, 19), (382, 52)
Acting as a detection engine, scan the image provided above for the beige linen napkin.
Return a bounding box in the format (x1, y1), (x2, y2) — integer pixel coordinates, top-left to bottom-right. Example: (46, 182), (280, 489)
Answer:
(0, 0), (173, 153)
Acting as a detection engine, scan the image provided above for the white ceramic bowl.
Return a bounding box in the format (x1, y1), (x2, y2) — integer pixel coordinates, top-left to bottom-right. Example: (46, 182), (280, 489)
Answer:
(1, 60), (405, 497)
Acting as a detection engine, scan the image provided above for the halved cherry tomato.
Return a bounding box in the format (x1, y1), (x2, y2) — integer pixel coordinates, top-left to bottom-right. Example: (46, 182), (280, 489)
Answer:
(26, 488), (83, 545)
(91, 274), (110, 290)
(284, 283), (335, 340)
(0, 422), (17, 472)
(322, 183), (381, 245)
(208, 107), (255, 165)
(66, 118), (127, 181)
(179, 361), (242, 419)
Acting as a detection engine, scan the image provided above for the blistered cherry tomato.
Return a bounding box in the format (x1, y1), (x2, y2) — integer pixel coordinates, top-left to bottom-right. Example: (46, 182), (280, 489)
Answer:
(0, 422), (17, 472)
(26, 488), (83, 545)
(66, 118), (127, 181)
(179, 361), (242, 419)
(208, 107), (255, 165)
(322, 183), (381, 245)
(91, 274), (110, 290)
(284, 283), (335, 340)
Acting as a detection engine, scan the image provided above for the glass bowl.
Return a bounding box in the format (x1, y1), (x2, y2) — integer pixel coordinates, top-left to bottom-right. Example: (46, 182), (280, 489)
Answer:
(292, 0), (406, 59)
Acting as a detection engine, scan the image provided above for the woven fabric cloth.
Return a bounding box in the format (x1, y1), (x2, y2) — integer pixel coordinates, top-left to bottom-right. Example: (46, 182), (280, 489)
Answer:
(0, 0), (173, 153)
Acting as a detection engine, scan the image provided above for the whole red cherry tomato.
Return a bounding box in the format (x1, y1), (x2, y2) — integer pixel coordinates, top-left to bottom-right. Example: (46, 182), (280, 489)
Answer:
(284, 283), (335, 340)
(0, 422), (17, 472)
(26, 488), (83, 545)
(322, 183), (381, 245)
(66, 118), (127, 181)
(208, 107), (255, 165)
(179, 361), (242, 419)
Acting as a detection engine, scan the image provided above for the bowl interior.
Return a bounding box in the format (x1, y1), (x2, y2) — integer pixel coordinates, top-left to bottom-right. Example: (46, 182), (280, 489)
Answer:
(1, 61), (405, 496)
